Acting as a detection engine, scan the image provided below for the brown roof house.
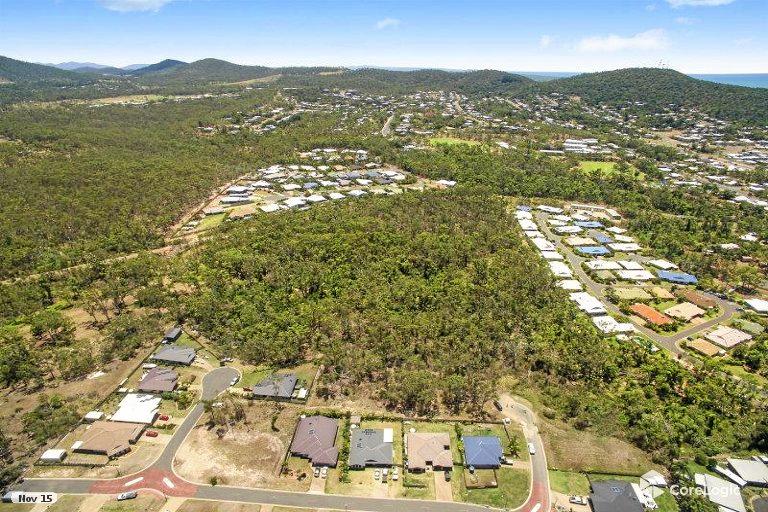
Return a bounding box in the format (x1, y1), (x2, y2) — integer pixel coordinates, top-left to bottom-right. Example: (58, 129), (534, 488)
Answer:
(73, 421), (145, 458)
(630, 303), (673, 326)
(138, 367), (178, 393)
(289, 415), (339, 467)
(676, 289), (717, 309)
(406, 432), (453, 472)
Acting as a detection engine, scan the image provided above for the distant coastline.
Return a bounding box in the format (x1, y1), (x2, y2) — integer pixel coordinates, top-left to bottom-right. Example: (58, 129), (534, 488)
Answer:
(690, 74), (768, 89)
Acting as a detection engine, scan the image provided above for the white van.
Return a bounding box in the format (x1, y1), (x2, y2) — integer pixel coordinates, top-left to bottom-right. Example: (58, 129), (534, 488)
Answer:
(528, 442), (536, 455)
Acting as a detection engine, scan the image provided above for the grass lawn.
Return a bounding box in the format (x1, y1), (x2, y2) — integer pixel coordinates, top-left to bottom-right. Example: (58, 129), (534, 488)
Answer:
(398, 471), (435, 500)
(99, 495), (164, 512)
(177, 500), (263, 512)
(0, 505), (33, 512)
(723, 363), (768, 388)
(460, 467), (529, 509)
(578, 161), (616, 173)
(656, 490), (681, 512)
(239, 365), (273, 387)
(429, 137), (481, 146)
(196, 213), (226, 231)
(175, 333), (202, 350)
(549, 470), (590, 495)
(577, 160), (643, 179)
(47, 496), (87, 512)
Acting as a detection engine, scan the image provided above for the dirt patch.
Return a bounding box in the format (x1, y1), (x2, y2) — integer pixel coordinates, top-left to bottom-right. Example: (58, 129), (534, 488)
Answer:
(174, 402), (305, 490)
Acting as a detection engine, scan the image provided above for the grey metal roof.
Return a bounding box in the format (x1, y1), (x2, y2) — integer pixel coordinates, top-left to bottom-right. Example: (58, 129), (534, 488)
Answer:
(252, 374), (297, 399)
(163, 326), (182, 341)
(290, 415), (339, 467)
(138, 367), (178, 393)
(590, 481), (643, 512)
(151, 345), (195, 365)
(349, 429), (393, 468)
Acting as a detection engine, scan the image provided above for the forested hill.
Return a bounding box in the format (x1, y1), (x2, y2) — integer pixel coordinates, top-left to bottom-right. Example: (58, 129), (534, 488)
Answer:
(532, 67), (768, 125)
(131, 59), (186, 75)
(0, 56), (93, 83)
(325, 68), (533, 94)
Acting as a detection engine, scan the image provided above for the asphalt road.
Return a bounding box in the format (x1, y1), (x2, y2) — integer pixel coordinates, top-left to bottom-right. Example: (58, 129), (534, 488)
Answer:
(153, 366), (239, 471)
(498, 394), (551, 512)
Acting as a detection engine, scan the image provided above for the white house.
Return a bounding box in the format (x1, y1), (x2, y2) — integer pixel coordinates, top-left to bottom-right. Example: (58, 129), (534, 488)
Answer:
(110, 393), (161, 424)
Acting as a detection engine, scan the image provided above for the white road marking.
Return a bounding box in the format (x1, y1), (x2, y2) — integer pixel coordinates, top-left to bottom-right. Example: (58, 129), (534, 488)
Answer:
(124, 477), (144, 487)
(531, 503), (541, 512)
(162, 477), (175, 489)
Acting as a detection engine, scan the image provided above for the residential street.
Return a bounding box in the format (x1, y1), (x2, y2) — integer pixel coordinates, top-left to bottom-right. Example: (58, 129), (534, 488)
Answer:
(534, 210), (738, 356)
(19, 366), (548, 511)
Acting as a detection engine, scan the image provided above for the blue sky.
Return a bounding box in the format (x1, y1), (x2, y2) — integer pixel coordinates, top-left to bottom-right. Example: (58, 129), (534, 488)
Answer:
(1, 0), (766, 73)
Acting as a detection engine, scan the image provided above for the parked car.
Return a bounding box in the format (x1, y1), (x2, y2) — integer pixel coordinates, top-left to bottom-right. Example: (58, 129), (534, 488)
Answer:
(230, 377), (239, 386)
(374, 469), (381, 480)
(158, 415), (169, 421)
(320, 466), (328, 479)
(444, 470), (452, 482)
(392, 467), (399, 481)
(145, 430), (158, 438)
(527, 442), (536, 455)
(313, 467), (320, 478)
(493, 400), (503, 411)
(116, 491), (137, 501)
(569, 496), (587, 505)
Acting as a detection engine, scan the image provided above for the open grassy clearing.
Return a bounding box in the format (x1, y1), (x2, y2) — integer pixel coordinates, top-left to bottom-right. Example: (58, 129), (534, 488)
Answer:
(459, 467), (529, 509)
(577, 160), (643, 179)
(429, 137), (481, 146)
(195, 212), (227, 231)
(539, 419), (659, 474)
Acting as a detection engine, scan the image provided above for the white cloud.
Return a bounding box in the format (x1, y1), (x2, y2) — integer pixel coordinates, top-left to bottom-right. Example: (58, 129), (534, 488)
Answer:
(675, 16), (697, 24)
(97, 0), (173, 12)
(375, 17), (401, 30)
(646, 3), (658, 10)
(666, 0), (735, 7)
(577, 29), (668, 53)
(539, 35), (553, 48)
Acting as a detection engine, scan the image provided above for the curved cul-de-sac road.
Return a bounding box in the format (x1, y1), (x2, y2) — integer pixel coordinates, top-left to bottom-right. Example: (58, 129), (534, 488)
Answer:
(20, 367), (550, 511)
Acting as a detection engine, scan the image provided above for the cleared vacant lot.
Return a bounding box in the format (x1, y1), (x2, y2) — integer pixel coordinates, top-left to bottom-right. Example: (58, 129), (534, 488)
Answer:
(174, 400), (307, 490)
(541, 420), (659, 474)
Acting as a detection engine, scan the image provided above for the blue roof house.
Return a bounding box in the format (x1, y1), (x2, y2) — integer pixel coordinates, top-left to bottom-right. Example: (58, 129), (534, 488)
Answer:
(657, 270), (698, 285)
(576, 246), (611, 256)
(575, 221), (604, 229)
(592, 233), (614, 244)
(463, 436), (504, 469)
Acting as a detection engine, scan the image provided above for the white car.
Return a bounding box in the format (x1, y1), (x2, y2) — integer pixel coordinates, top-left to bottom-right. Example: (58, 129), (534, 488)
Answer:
(116, 491), (137, 501)
(569, 496), (587, 505)
(320, 466), (328, 478)
(374, 469), (381, 480)
(527, 442), (536, 455)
